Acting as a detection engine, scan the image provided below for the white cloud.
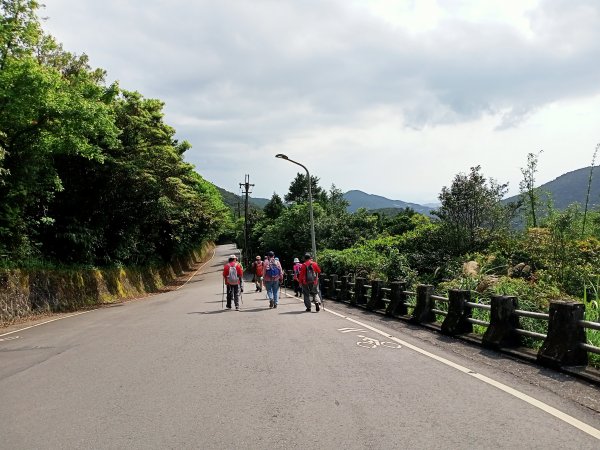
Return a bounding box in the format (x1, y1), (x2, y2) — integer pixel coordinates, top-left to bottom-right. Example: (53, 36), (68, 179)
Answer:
(41, 0), (600, 203)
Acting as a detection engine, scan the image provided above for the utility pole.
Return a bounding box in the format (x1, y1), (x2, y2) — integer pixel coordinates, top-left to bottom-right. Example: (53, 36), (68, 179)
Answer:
(239, 174), (254, 267)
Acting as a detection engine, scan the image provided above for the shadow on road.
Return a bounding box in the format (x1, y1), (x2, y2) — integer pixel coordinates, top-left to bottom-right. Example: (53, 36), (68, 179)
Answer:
(278, 311), (308, 315)
(187, 310), (228, 315)
(238, 308), (269, 313)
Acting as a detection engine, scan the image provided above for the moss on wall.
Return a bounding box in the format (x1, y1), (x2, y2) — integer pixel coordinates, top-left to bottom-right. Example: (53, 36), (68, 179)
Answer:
(0, 243), (213, 326)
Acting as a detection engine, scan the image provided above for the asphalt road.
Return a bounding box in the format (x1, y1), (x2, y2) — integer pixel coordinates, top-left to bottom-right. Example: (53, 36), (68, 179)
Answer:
(1, 244), (599, 449)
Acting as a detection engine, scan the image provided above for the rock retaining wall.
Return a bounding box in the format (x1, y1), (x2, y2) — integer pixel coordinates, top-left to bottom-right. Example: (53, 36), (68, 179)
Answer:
(0, 243), (213, 326)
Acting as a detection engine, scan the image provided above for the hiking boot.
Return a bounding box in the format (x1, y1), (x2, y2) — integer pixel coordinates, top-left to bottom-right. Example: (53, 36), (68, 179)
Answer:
(305, 308), (311, 312)
(273, 303), (277, 308)
(269, 300), (274, 308)
(235, 306), (239, 310)
(315, 302), (320, 312)
(226, 305), (232, 309)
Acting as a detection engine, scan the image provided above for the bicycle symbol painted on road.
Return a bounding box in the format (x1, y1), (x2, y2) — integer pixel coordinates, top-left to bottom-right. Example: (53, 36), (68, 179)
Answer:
(355, 335), (401, 349)
(337, 328), (402, 349)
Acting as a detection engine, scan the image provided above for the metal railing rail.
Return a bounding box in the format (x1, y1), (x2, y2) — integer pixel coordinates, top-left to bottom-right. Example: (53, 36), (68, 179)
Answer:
(580, 343), (600, 355)
(514, 329), (547, 340)
(514, 310), (549, 320)
(313, 273), (600, 370)
(466, 318), (490, 326)
(465, 302), (491, 311)
(579, 320), (600, 331)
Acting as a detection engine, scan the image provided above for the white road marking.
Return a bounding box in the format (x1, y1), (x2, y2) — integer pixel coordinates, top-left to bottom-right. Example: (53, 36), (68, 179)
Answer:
(1, 248), (217, 338)
(0, 310), (94, 338)
(176, 247), (217, 290)
(0, 336), (20, 342)
(325, 308), (600, 440)
(337, 327), (367, 333)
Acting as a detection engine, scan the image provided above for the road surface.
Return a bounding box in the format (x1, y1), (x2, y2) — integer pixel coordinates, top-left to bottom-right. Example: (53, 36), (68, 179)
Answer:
(1, 244), (599, 449)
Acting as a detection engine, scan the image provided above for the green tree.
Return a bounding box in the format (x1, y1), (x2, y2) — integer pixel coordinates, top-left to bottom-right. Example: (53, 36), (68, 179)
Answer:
(0, 0), (230, 266)
(323, 184), (349, 215)
(379, 208), (421, 236)
(0, 0), (42, 70)
(284, 172), (326, 204)
(259, 203), (325, 268)
(263, 193), (285, 219)
(0, 55), (119, 260)
(434, 166), (511, 255)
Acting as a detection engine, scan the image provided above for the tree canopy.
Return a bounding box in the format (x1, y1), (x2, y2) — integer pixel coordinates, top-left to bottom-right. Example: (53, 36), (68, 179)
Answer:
(0, 0), (230, 266)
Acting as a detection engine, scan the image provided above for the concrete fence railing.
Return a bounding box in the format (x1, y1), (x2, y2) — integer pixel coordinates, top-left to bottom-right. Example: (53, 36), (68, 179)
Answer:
(281, 271), (600, 369)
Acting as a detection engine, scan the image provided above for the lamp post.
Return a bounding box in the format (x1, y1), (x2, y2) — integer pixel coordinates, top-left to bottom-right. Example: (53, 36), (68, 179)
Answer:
(275, 154), (317, 260)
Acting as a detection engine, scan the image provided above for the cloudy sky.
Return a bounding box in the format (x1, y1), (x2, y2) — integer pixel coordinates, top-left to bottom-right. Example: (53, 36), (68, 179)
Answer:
(41, 0), (600, 204)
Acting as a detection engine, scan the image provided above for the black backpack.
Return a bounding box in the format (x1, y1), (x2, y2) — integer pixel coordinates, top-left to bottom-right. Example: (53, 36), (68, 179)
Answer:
(305, 263), (317, 284)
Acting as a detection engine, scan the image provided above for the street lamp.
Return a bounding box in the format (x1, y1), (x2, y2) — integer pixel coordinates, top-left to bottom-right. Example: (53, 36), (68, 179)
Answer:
(275, 153), (317, 260)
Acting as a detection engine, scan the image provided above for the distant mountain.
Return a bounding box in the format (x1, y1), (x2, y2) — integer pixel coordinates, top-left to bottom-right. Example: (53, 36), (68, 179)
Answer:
(214, 186), (268, 212)
(343, 190), (433, 215)
(249, 197), (270, 208)
(217, 167), (600, 219)
(504, 166), (600, 210)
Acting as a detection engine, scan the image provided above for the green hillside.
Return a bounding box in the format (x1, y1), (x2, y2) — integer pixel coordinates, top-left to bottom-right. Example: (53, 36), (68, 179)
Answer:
(505, 166), (600, 210)
(214, 186), (268, 213)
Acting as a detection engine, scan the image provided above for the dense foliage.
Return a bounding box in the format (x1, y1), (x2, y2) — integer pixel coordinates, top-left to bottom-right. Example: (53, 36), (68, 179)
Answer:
(243, 161), (600, 363)
(0, 1), (230, 266)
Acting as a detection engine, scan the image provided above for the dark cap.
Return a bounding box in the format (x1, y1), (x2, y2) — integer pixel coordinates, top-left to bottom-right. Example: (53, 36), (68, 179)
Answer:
(304, 253), (312, 260)
(268, 251), (275, 257)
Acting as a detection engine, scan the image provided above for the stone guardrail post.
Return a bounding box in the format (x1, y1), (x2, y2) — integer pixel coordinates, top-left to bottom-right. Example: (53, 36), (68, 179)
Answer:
(319, 273), (327, 298)
(410, 284), (435, 324)
(366, 280), (384, 311)
(340, 275), (350, 302)
(537, 300), (588, 368)
(329, 274), (338, 301)
(386, 281), (407, 317)
(352, 277), (365, 306)
(441, 289), (472, 336)
(482, 295), (521, 349)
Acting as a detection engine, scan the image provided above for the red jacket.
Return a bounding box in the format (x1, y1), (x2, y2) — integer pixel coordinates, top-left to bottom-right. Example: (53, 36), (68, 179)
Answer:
(223, 262), (243, 285)
(252, 261), (264, 277)
(299, 260), (321, 285)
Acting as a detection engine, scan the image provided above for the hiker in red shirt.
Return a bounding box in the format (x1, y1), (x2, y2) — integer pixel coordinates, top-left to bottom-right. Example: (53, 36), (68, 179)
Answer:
(251, 255), (264, 292)
(223, 255), (244, 310)
(298, 253), (321, 312)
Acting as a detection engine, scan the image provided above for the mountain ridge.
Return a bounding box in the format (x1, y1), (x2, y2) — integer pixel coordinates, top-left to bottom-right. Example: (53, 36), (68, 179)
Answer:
(215, 166), (600, 216)
(343, 190), (433, 215)
(504, 166), (600, 210)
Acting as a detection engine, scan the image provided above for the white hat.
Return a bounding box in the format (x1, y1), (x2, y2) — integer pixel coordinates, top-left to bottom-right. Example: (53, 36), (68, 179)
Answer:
(293, 258), (300, 263)
(229, 254), (237, 259)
